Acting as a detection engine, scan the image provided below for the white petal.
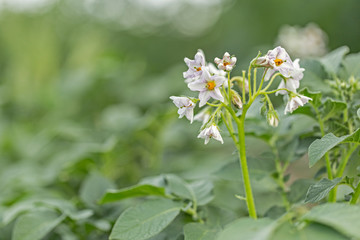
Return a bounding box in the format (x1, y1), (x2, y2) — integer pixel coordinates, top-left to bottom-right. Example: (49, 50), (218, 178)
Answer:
(213, 76), (226, 86)
(183, 69), (194, 79)
(170, 96), (183, 107)
(188, 81), (206, 91)
(218, 63), (225, 70)
(286, 79), (298, 93)
(184, 57), (191, 66)
(293, 58), (301, 68)
(185, 109), (194, 123)
(210, 125), (223, 144)
(293, 96), (304, 107)
(210, 88), (224, 102)
(284, 101), (291, 115)
(195, 50), (206, 66)
(201, 68), (212, 80)
(265, 68), (276, 81)
(197, 128), (207, 139)
(275, 80), (287, 96)
(199, 91), (211, 107)
(177, 107), (186, 118)
(300, 95), (312, 104)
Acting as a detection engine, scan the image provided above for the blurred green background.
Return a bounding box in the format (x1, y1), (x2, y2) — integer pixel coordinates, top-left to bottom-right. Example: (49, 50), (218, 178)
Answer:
(1, 0), (360, 187)
(0, 0), (359, 238)
(0, 0), (359, 187)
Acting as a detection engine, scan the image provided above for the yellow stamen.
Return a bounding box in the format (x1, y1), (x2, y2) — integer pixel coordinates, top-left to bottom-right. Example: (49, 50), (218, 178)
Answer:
(206, 81), (216, 90)
(223, 62), (230, 66)
(196, 67), (202, 71)
(274, 58), (283, 66)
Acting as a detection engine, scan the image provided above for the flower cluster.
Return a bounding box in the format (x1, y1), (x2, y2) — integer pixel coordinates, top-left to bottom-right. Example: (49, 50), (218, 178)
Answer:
(171, 50), (235, 144)
(254, 46), (311, 115)
(171, 47), (312, 144)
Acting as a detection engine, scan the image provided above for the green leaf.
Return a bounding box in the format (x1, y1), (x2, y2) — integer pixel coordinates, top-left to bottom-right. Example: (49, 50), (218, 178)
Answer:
(12, 210), (65, 240)
(305, 178), (342, 203)
(165, 174), (194, 201)
(100, 184), (167, 204)
(302, 203), (360, 239)
(342, 128), (360, 144)
(216, 218), (274, 240)
(165, 175), (214, 206)
(287, 179), (315, 204)
(189, 180), (214, 206)
(320, 46), (349, 75)
(37, 199), (93, 220)
(299, 88), (322, 108)
(272, 222), (348, 240)
(308, 129), (360, 167)
(184, 223), (219, 240)
(80, 172), (116, 206)
(2, 200), (36, 226)
(109, 199), (182, 240)
(343, 52), (360, 78)
(300, 59), (331, 93)
(321, 99), (347, 121)
(308, 133), (347, 167)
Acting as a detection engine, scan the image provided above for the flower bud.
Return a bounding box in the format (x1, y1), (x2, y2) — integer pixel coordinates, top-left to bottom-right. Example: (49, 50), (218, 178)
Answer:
(231, 90), (243, 109)
(267, 110), (279, 127)
(253, 56), (271, 67)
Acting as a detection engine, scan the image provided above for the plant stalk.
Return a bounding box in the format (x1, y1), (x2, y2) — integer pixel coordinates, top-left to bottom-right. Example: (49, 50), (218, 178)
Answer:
(350, 181), (360, 204)
(237, 112), (257, 219)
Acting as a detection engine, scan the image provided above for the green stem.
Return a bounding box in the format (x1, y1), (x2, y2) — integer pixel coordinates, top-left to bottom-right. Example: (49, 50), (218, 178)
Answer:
(256, 68), (268, 95)
(242, 70), (246, 104)
(261, 88), (293, 95)
(264, 94), (273, 109)
(248, 66), (252, 100)
(271, 143), (291, 211)
(223, 103), (257, 218)
(311, 104), (335, 201)
(253, 68), (257, 94)
(262, 73), (281, 92)
(314, 107), (333, 179)
(350, 181), (360, 204)
(227, 72), (231, 104)
(237, 117), (257, 219)
(220, 112), (238, 145)
(335, 144), (359, 178)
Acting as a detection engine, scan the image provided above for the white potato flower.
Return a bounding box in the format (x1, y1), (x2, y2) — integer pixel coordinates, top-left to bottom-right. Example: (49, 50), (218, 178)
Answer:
(214, 52), (237, 72)
(183, 49), (206, 80)
(284, 95), (312, 114)
(188, 68), (226, 107)
(197, 124), (224, 144)
(169, 96), (196, 123)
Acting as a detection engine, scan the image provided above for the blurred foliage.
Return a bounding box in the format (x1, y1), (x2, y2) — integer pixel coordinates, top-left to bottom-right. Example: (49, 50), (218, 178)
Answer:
(0, 0), (360, 239)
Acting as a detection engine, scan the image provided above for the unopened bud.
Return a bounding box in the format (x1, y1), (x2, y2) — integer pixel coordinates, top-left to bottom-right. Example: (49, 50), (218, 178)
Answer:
(253, 56), (271, 68)
(231, 90), (243, 109)
(267, 110), (279, 127)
